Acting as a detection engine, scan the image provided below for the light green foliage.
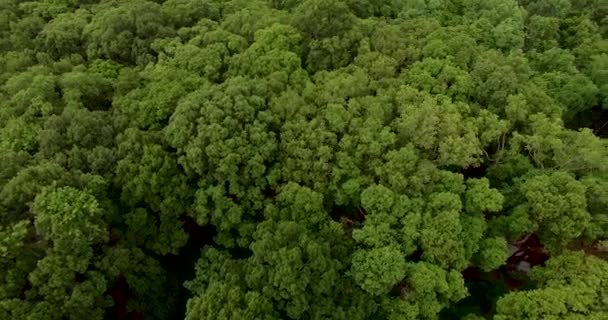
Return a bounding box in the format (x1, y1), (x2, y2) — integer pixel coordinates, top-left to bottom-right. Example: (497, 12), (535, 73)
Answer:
(228, 23), (306, 92)
(519, 171), (591, 250)
(0, 0), (606, 318)
(392, 87), (482, 167)
(221, 0), (287, 43)
(33, 186), (107, 253)
(464, 178), (504, 214)
(0, 162), (72, 215)
(495, 252), (608, 319)
(352, 180), (499, 316)
(390, 261), (468, 319)
(581, 176), (608, 239)
(420, 193), (468, 270)
(398, 0), (446, 19)
(510, 114), (607, 174)
(422, 26), (480, 70)
(405, 58), (473, 101)
(184, 248), (279, 320)
(114, 64), (203, 128)
(0, 186), (112, 320)
(0, 220), (28, 260)
(475, 237), (509, 271)
(186, 185), (375, 319)
(461, 0), (526, 50)
(352, 246), (406, 295)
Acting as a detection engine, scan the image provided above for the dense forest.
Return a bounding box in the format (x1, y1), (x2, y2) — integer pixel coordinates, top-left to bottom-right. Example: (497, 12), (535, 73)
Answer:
(0, 0), (607, 319)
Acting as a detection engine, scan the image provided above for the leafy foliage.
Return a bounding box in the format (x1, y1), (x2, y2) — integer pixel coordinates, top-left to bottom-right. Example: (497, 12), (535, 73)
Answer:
(0, 0), (606, 319)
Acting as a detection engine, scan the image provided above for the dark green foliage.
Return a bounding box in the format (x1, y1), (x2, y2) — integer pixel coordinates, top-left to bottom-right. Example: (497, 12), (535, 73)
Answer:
(84, 0), (174, 65)
(0, 0), (606, 319)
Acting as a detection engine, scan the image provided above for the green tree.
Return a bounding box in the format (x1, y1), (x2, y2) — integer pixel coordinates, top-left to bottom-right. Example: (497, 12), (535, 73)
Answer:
(84, 0), (174, 65)
(0, 0), (607, 318)
(495, 251), (608, 320)
(36, 10), (90, 59)
(0, 186), (111, 320)
(186, 184), (376, 320)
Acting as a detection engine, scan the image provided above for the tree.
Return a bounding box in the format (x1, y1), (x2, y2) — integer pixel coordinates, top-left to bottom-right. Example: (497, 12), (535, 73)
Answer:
(352, 246), (407, 295)
(495, 251), (608, 319)
(84, 0), (174, 65)
(518, 171), (590, 251)
(162, 0), (221, 28)
(115, 129), (190, 255)
(0, 186), (112, 320)
(0, 0), (607, 318)
(36, 10), (90, 59)
(185, 184), (376, 320)
(113, 64), (203, 129)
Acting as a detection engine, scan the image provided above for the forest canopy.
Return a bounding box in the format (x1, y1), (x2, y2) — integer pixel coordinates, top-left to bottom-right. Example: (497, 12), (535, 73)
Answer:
(0, 0), (607, 319)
